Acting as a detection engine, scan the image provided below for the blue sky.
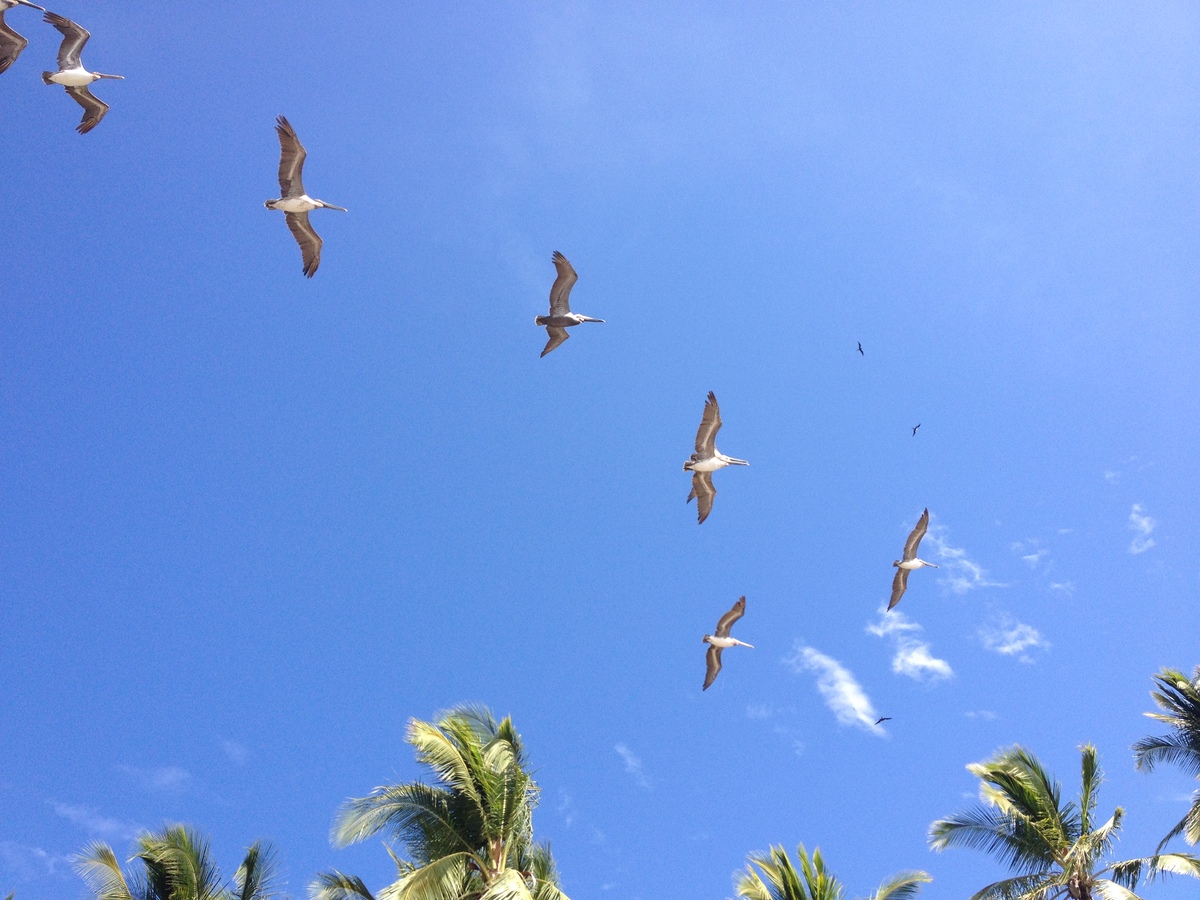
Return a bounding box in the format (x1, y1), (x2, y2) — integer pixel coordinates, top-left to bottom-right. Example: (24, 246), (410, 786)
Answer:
(3, 2), (1200, 898)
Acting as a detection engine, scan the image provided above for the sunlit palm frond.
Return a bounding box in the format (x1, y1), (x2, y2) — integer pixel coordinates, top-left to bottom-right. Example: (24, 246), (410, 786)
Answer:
(864, 870), (930, 900)
(1132, 734), (1200, 778)
(1089, 880), (1141, 900)
(1108, 852), (1200, 889)
(310, 871), (377, 900)
(387, 853), (473, 900)
(1068, 809), (1123, 874)
(928, 805), (1056, 873)
(74, 842), (137, 900)
(136, 825), (227, 900)
(735, 846), (808, 900)
(476, 868), (533, 900)
(233, 842), (280, 900)
(411, 715), (486, 808)
(332, 782), (479, 860)
(963, 871), (1060, 900)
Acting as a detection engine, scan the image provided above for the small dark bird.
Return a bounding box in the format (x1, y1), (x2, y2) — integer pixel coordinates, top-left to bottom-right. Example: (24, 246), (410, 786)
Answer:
(702, 596), (754, 690)
(857, 342), (864, 356)
(912, 423), (920, 436)
(875, 717), (892, 725)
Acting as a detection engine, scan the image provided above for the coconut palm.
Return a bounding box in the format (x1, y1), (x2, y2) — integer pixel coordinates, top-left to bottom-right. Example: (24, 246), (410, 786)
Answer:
(74, 825), (280, 900)
(311, 705), (568, 900)
(1133, 666), (1200, 849)
(735, 843), (930, 900)
(929, 743), (1200, 900)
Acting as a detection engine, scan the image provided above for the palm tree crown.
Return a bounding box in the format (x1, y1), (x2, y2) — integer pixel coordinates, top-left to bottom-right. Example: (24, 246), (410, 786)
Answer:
(74, 825), (280, 900)
(313, 704), (568, 900)
(1133, 666), (1200, 848)
(734, 842), (930, 900)
(929, 743), (1200, 900)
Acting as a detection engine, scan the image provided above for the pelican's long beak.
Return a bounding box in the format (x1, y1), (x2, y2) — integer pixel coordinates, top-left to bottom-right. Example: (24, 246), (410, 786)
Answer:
(582, 316), (605, 323)
(17, 0), (47, 10)
(738, 640), (755, 649)
(321, 203), (348, 211)
(927, 563), (940, 569)
(94, 73), (125, 79)
(726, 457), (749, 466)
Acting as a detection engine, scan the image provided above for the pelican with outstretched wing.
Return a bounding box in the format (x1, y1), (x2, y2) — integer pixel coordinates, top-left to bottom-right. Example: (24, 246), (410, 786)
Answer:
(41, 12), (123, 134)
(535, 251), (604, 357)
(889, 508), (938, 610)
(703, 596), (753, 691)
(264, 116), (347, 277)
(0, 0), (44, 77)
(683, 392), (748, 524)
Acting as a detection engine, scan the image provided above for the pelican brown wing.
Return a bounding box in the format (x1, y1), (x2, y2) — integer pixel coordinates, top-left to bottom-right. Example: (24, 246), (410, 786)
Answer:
(714, 596), (746, 638)
(548, 251), (577, 316)
(703, 644), (723, 691)
(43, 11), (88, 70)
(65, 85), (108, 134)
(275, 115), (308, 199)
(687, 471), (716, 524)
(285, 211), (323, 278)
(694, 391), (722, 456)
(540, 326), (569, 358)
(0, 15), (29, 75)
(902, 508), (930, 561)
(888, 566), (910, 610)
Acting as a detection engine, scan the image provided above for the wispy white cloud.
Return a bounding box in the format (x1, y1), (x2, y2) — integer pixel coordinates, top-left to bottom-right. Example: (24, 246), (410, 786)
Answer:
(965, 710), (999, 720)
(745, 703), (774, 720)
(1049, 581), (1074, 595)
(221, 740), (249, 766)
(1128, 504), (1156, 554)
(119, 765), (192, 792)
(1010, 540), (1048, 569)
(556, 789), (576, 827)
(1104, 470), (1120, 484)
(50, 802), (141, 842)
(979, 617), (1050, 663)
(866, 608), (952, 683)
(0, 841), (71, 881)
(924, 526), (1005, 594)
(785, 644), (885, 735)
(614, 744), (651, 789)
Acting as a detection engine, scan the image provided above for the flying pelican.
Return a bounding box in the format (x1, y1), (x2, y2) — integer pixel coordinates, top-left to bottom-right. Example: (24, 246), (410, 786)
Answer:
(703, 596), (753, 691)
(912, 423), (921, 436)
(536, 251), (604, 357)
(683, 391), (748, 524)
(265, 116), (347, 278)
(41, 12), (123, 134)
(0, 0), (44, 76)
(889, 508), (938, 610)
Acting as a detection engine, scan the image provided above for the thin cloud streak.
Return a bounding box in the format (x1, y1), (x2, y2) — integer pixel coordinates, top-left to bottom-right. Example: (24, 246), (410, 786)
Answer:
(979, 617), (1050, 663)
(1128, 504), (1156, 554)
(925, 526), (1005, 594)
(614, 743), (651, 789)
(785, 643), (885, 735)
(50, 802), (141, 842)
(866, 607), (952, 683)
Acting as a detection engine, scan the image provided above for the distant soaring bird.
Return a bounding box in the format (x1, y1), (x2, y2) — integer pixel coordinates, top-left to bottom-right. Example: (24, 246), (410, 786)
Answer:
(535, 251), (604, 357)
(0, 0), (44, 76)
(265, 116), (347, 278)
(857, 342), (864, 356)
(683, 392), (748, 524)
(875, 716), (892, 725)
(912, 423), (921, 436)
(703, 596), (753, 690)
(41, 12), (123, 133)
(889, 508), (938, 610)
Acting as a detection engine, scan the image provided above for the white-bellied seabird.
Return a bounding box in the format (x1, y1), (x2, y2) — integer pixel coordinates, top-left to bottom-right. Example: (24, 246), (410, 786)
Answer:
(889, 508), (938, 610)
(0, 0), (44, 76)
(703, 596), (753, 691)
(683, 391), (748, 524)
(536, 251), (604, 357)
(265, 116), (347, 278)
(41, 12), (123, 134)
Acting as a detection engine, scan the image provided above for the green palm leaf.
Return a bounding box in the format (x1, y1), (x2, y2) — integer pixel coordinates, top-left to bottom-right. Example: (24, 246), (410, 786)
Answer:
(310, 871), (377, 900)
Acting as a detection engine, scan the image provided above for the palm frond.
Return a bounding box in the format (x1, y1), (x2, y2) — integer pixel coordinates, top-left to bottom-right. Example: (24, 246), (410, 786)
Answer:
(963, 872), (1060, 900)
(1132, 734), (1200, 778)
(234, 842), (280, 900)
(386, 854), (473, 900)
(929, 805), (1056, 873)
(477, 869), (533, 900)
(1078, 744), (1101, 835)
(73, 842), (137, 900)
(309, 871), (377, 900)
(735, 846), (811, 900)
(332, 782), (479, 860)
(409, 717), (485, 809)
(1090, 880), (1140, 900)
(865, 870), (931, 900)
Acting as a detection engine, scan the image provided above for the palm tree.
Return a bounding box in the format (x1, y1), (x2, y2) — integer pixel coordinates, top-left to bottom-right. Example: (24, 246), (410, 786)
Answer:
(312, 705), (568, 900)
(74, 825), (280, 900)
(1133, 666), (1200, 849)
(735, 843), (930, 900)
(929, 743), (1200, 900)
